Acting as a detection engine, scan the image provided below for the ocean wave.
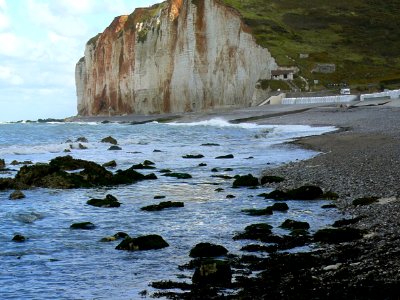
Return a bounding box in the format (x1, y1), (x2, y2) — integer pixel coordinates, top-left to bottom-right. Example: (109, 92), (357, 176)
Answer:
(166, 118), (267, 129)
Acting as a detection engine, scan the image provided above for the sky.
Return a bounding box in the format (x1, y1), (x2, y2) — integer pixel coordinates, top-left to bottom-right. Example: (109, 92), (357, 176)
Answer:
(0, 0), (159, 121)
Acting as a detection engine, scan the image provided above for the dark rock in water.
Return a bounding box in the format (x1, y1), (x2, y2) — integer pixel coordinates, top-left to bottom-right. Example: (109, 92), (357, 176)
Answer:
(288, 185), (323, 200)
(352, 196), (379, 206)
(9, 190), (26, 200)
(211, 174), (233, 179)
(198, 163), (207, 167)
(10, 160), (33, 166)
(232, 174), (259, 187)
(260, 175), (285, 184)
(245, 156), (254, 159)
(154, 195), (166, 199)
(215, 188), (224, 192)
(102, 160), (117, 168)
(108, 145), (122, 151)
(78, 143), (88, 150)
(280, 219), (310, 230)
(145, 173), (158, 180)
(182, 154), (204, 159)
(189, 243), (228, 258)
(143, 160), (155, 166)
(332, 216), (364, 228)
(112, 167), (155, 185)
(215, 154), (234, 159)
(100, 231), (129, 242)
(314, 227), (364, 244)
(192, 259), (232, 286)
(266, 185), (323, 200)
(151, 280), (192, 290)
(87, 194), (121, 208)
(162, 173), (192, 179)
(270, 202), (289, 211)
(211, 168), (219, 172)
(241, 244), (278, 253)
(0, 178), (18, 190)
(64, 149), (71, 153)
(131, 163), (156, 170)
(70, 222), (95, 230)
(101, 120), (110, 124)
(116, 234), (169, 251)
(76, 137), (88, 143)
(224, 168), (233, 171)
(101, 136), (118, 145)
(242, 207), (273, 216)
(0, 158), (5, 169)
(201, 143), (220, 146)
(159, 169), (171, 173)
(141, 201), (184, 211)
(12, 234), (26, 242)
(233, 223), (273, 242)
(226, 194), (236, 199)
(322, 204), (337, 209)
(153, 149), (162, 152)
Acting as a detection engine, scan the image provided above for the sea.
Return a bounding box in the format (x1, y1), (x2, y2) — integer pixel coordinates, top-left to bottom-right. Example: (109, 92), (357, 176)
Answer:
(0, 118), (338, 299)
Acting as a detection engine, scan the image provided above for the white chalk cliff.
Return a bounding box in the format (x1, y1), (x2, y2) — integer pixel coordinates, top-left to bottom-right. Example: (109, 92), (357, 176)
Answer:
(75, 0), (277, 116)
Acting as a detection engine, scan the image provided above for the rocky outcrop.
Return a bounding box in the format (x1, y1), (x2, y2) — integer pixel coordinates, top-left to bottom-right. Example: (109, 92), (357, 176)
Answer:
(76, 0), (277, 116)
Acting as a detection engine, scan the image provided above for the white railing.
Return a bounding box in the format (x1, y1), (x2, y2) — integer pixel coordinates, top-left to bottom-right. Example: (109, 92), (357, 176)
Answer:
(360, 89), (400, 101)
(282, 95), (357, 105)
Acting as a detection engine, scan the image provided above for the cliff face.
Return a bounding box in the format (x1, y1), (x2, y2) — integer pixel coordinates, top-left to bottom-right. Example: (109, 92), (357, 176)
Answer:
(76, 0), (277, 116)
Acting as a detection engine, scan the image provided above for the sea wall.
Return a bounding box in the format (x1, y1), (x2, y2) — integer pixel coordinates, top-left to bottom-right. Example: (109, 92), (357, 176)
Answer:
(360, 89), (400, 101)
(76, 0), (277, 116)
(282, 95), (357, 105)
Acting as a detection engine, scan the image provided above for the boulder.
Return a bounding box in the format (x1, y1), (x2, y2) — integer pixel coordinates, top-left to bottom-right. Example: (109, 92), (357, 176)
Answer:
(12, 234), (26, 242)
(78, 143), (88, 149)
(233, 223), (274, 242)
(189, 243), (228, 258)
(162, 173), (192, 179)
(141, 201), (184, 211)
(102, 160), (117, 168)
(100, 232), (129, 242)
(232, 174), (259, 187)
(131, 163), (156, 170)
(76, 137), (88, 143)
(314, 227), (364, 244)
(10, 160), (33, 166)
(242, 207), (273, 216)
(226, 194), (236, 199)
(9, 190), (26, 200)
(87, 194), (121, 208)
(0, 178), (17, 190)
(266, 185), (324, 200)
(260, 175), (285, 184)
(108, 145), (122, 150)
(101, 136), (118, 145)
(70, 222), (95, 230)
(0, 158), (5, 169)
(280, 219), (310, 230)
(270, 202), (289, 211)
(198, 163), (207, 167)
(332, 216), (364, 227)
(116, 234), (169, 251)
(352, 196), (379, 206)
(192, 260), (232, 286)
(215, 154), (234, 159)
(143, 160), (155, 166)
(182, 154), (205, 159)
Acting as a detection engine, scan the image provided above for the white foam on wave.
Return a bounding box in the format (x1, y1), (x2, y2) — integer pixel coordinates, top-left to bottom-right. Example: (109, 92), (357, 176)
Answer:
(167, 118), (266, 129)
(0, 143), (72, 156)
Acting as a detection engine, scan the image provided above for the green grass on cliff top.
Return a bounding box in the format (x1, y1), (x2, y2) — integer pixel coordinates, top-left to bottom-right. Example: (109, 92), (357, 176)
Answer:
(221, 0), (400, 87)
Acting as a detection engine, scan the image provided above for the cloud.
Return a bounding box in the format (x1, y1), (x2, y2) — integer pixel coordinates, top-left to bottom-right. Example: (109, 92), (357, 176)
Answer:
(0, 65), (24, 85)
(0, 0), (6, 11)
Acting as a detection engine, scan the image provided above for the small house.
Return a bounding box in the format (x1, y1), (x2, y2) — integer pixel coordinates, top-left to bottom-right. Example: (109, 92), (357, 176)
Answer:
(271, 69), (294, 81)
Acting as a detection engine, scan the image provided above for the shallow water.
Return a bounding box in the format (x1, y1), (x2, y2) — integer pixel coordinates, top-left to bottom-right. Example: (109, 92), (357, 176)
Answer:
(0, 119), (337, 299)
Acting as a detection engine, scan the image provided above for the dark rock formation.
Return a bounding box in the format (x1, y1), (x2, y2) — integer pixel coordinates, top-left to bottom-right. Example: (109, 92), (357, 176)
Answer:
(189, 243), (228, 258)
(70, 222), (96, 230)
(87, 194), (121, 208)
(101, 136), (118, 145)
(116, 234), (169, 251)
(141, 201), (184, 211)
(232, 174), (259, 187)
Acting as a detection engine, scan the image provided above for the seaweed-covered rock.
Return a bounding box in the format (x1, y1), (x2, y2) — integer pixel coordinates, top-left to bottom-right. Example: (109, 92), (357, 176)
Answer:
(162, 173), (192, 179)
(352, 196), (379, 206)
(215, 154), (234, 159)
(131, 163), (156, 170)
(241, 244), (278, 253)
(270, 202), (289, 211)
(280, 219), (310, 230)
(9, 190), (26, 200)
(116, 234), (169, 251)
(0, 178), (17, 190)
(78, 143), (88, 150)
(332, 216), (364, 227)
(322, 191), (339, 200)
(260, 175), (285, 184)
(143, 160), (155, 166)
(10, 160), (33, 166)
(189, 243), (228, 258)
(108, 145), (122, 151)
(322, 204), (338, 209)
(141, 201), (184, 211)
(242, 207), (273, 216)
(102, 160), (117, 168)
(192, 260), (232, 286)
(183, 154), (204, 159)
(264, 190), (289, 200)
(226, 194), (236, 199)
(232, 174), (259, 187)
(101, 136), (117, 145)
(70, 222), (95, 230)
(0, 158), (5, 169)
(314, 227), (364, 244)
(266, 185), (324, 200)
(112, 167), (155, 184)
(87, 194), (121, 208)
(100, 232), (129, 242)
(12, 234), (26, 242)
